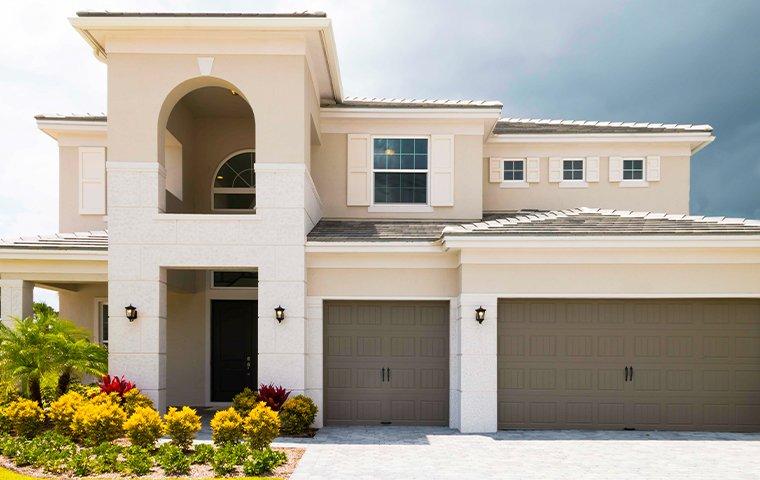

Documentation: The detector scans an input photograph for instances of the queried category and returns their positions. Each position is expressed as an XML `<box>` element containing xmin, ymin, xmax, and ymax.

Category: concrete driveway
<box><xmin>280</xmin><ymin>426</ymin><xmax>760</xmax><ymax>480</ymax></box>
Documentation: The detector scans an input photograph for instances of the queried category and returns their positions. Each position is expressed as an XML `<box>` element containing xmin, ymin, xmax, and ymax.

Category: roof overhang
<box><xmin>442</xmin><ymin>234</ymin><xmax>760</xmax><ymax>250</ymax></box>
<box><xmin>69</xmin><ymin>13</ymin><xmax>343</xmax><ymax>103</ymax></box>
<box><xmin>35</xmin><ymin>117</ymin><xmax>107</xmax><ymax>143</ymax></box>
<box><xmin>488</xmin><ymin>132</ymin><xmax>715</xmax><ymax>154</ymax></box>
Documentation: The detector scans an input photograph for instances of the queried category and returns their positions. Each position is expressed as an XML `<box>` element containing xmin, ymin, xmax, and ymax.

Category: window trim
<box><xmin>93</xmin><ymin>299</ymin><xmax>108</xmax><ymax>348</ymax></box>
<box><xmin>211</xmin><ymin>149</ymin><xmax>256</xmax><ymax>213</ymax></box>
<box><xmin>559</xmin><ymin>157</ymin><xmax>588</xmax><ymax>187</ymax></box>
<box><xmin>621</xmin><ymin>157</ymin><xmax>647</xmax><ymax>183</ymax></box>
<box><xmin>500</xmin><ymin>158</ymin><xmax>528</xmax><ymax>188</ymax></box>
<box><xmin>370</xmin><ymin>135</ymin><xmax>430</xmax><ymax>208</ymax></box>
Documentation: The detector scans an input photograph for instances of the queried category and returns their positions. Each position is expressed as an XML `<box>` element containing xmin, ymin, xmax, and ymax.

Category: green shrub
<box><xmin>279</xmin><ymin>394</ymin><xmax>317</xmax><ymax>435</ymax></box>
<box><xmin>0</xmin><ymin>433</ymin><xmax>22</xmax><ymax>457</ymax></box>
<box><xmin>123</xmin><ymin>446</ymin><xmax>154</xmax><ymax>476</ymax></box>
<box><xmin>232</xmin><ymin>387</ymin><xmax>258</xmax><ymax>416</ymax></box>
<box><xmin>48</xmin><ymin>390</ymin><xmax>84</xmax><ymax>435</ymax></box>
<box><xmin>122</xmin><ymin>389</ymin><xmax>155</xmax><ymax>416</ymax></box>
<box><xmin>124</xmin><ymin>406</ymin><xmax>163</xmax><ymax>449</ymax></box>
<box><xmin>0</xmin><ymin>407</ymin><xmax>12</xmax><ymax>434</ymax></box>
<box><xmin>69</xmin><ymin>449</ymin><xmax>96</xmax><ymax>477</ymax></box>
<box><xmin>211</xmin><ymin>443</ymin><xmax>248</xmax><ymax>476</ymax></box>
<box><xmin>156</xmin><ymin>443</ymin><xmax>191</xmax><ymax>476</ymax></box>
<box><xmin>71</xmin><ymin>396</ymin><xmax>126</xmax><ymax>446</ymax></box>
<box><xmin>243</xmin><ymin>402</ymin><xmax>280</xmax><ymax>450</ymax></box>
<box><xmin>243</xmin><ymin>448</ymin><xmax>287</xmax><ymax>476</ymax></box>
<box><xmin>211</xmin><ymin>407</ymin><xmax>244</xmax><ymax>445</ymax></box>
<box><xmin>191</xmin><ymin>443</ymin><xmax>215</xmax><ymax>464</ymax></box>
<box><xmin>40</xmin><ymin>382</ymin><xmax>58</xmax><ymax>408</ymax></box>
<box><xmin>90</xmin><ymin>442</ymin><xmax>124</xmax><ymax>474</ymax></box>
<box><xmin>4</xmin><ymin>398</ymin><xmax>45</xmax><ymax>438</ymax></box>
<box><xmin>164</xmin><ymin>406</ymin><xmax>201</xmax><ymax>450</ymax></box>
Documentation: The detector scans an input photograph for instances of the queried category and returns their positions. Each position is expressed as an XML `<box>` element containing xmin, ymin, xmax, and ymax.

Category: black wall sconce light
<box><xmin>274</xmin><ymin>305</ymin><xmax>286</xmax><ymax>323</ymax></box>
<box><xmin>125</xmin><ymin>304</ymin><xmax>138</xmax><ymax>322</ymax></box>
<box><xmin>475</xmin><ymin>306</ymin><xmax>486</xmax><ymax>324</ymax></box>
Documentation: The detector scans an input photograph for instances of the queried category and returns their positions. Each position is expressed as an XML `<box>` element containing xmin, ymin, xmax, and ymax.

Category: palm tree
<box><xmin>0</xmin><ymin>309</ymin><xmax>107</xmax><ymax>403</ymax></box>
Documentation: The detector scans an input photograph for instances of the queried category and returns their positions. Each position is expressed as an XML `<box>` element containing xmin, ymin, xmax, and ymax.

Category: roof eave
<box><xmin>442</xmin><ymin>234</ymin><xmax>760</xmax><ymax>249</ymax></box>
<box><xmin>488</xmin><ymin>131</ymin><xmax>715</xmax><ymax>152</ymax></box>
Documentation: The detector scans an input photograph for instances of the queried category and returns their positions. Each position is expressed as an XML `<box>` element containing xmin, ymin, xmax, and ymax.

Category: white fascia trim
<box><xmin>0</xmin><ymin>249</ymin><xmax>108</xmax><ymax>261</ymax></box>
<box><xmin>488</xmin><ymin>132</ymin><xmax>714</xmax><ymax>145</ymax></box>
<box><xmin>496</xmin><ymin>293</ymin><xmax>760</xmax><ymax>299</ymax></box>
<box><xmin>305</xmin><ymin>242</ymin><xmax>444</xmax><ymax>253</ymax></box>
<box><xmin>443</xmin><ymin>235</ymin><xmax>760</xmax><ymax>249</ymax></box>
<box><xmin>320</xmin><ymin>108</ymin><xmax>503</xmax><ymax>120</ymax></box>
<box><xmin>36</xmin><ymin>119</ymin><xmax>107</xmax><ymax>140</ymax></box>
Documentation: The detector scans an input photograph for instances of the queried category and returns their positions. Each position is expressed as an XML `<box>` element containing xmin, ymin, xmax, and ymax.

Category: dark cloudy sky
<box><xmin>2</xmin><ymin>0</ymin><xmax>759</xmax><ymax>244</ymax></box>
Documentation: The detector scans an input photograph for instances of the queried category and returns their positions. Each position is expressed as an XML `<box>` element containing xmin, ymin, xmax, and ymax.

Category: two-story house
<box><xmin>1</xmin><ymin>11</ymin><xmax>759</xmax><ymax>434</ymax></box>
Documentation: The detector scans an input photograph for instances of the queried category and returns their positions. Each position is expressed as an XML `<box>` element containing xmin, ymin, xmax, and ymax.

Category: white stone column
<box><xmin>0</xmin><ymin>279</ymin><xmax>34</xmax><ymax>325</ymax></box>
<box><xmin>254</xmin><ymin>163</ymin><xmax>308</xmax><ymax>399</ymax></box>
<box><xmin>106</xmin><ymin>162</ymin><xmax>168</xmax><ymax>411</ymax></box>
<box><xmin>455</xmin><ymin>294</ymin><xmax>498</xmax><ymax>433</ymax></box>
<box><xmin>304</xmin><ymin>296</ymin><xmax>324</xmax><ymax>427</ymax></box>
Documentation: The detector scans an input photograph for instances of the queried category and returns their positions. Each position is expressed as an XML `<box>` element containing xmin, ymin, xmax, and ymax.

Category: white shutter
<box><xmin>548</xmin><ymin>157</ymin><xmax>562</xmax><ymax>182</ymax></box>
<box><xmin>489</xmin><ymin>157</ymin><xmax>502</xmax><ymax>183</ymax></box>
<box><xmin>430</xmin><ymin>134</ymin><xmax>454</xmax><ymax>206</ymax></box>
<box><xmin>526</xmin><ymin>157</ymin><xmax>540</xmax><ymax>183</ymax></box>
<box><xmin>646</xmin><ymin>155</ymin><xmax>661</xmax><ymax>181</ymax></box>
<box><xmin>346</xmin><ymin>134</ymin><xmax>372</xmax><ymax>206</ymax></box>
<box><xmin>609</xmin><ymin>156</ymin><xmax>623</xmax><ymax>182</ymax></box>
<box><xmin>78</xmin><ymin>146</ymin><xmax>106</xmax><ymax>214</ymax></box>
<box><xmin>586</xmin><ymin>156</ymin><xmax>600</xmax><ymax>182</ymax></box>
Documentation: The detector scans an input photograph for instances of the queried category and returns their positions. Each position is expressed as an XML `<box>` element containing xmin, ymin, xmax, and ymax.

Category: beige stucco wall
<box><xmin>460</xmin><ymin>262</ymin><xmax>760</xmax><ymax>295</ymax></box>
<box><xmin>59</xmin><ymin>146</ymin><xmax>108</xmax><ymax>232</ymax></box>
<box><xmin>307</xmin><ymin>266</ymin><xmax>459</xmax><ymax>297</ymax></box>
<box><xmin>166</xmin><ymin>289</ymin><xmax>205</xmax><ymax>406</ymax></box>
<box><xmin>58</xmin><ymin>283</ymin><xmax>107</xmax><ymax>339</ymax></box>
<box><xmin>483</xmin><ymin>142</ymin><xmax>692</xmax><ymax>213</ymax></box>
<box><xmin>311</xmin><ymin>133</ymin><xmax>483</xmax><ymax>220</ymax></box>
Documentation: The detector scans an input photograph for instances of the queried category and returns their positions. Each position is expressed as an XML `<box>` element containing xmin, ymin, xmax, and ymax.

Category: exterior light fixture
<box><xmin>475</xmin><ymin>306</ymin><xmax>486</xmax><ymax>324</ymax></box>
<box><xmin>125</xmin><ymin>304</ymin><xmax>138</xmax><ymax>322</ymax></box>
<box><xmin>230</xmin><ymin>89</ymin><xmax>238</xmax><ymax>96</ymax></box>
<box><xmin>274</xmin><ymin>305</ymin><xmax>286</xmax><ymax>323</ymax></box>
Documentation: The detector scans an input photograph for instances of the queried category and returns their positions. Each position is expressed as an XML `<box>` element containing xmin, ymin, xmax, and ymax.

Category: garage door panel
<box><xmin>498</xmin><ymin>299</ymin><xmax>760</xmax><ymax>431</ymax></box>
<box><xmin>324</xmin><ymin>301</ymin><xmax>449</xmax><ymax>426</ymax></box>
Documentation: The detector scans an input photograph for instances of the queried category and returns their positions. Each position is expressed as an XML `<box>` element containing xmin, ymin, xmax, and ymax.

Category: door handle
<box><xmin>625</xmin><ymin>366</ymin><xmax>629</xmax><ymax>382</ymax></box>
<box><xmin>629</xmin><ymin>366</ymin><xmax>633</xmax><ymax>382</ymax></box>
<box><xmin>381</xmin><ymin>367</ymin><xmax>386</xmax><ymax>382</ymax></box>
<box><xmin>387</xmin><ymin>368</ymin><xmax>391</xmax><ymax>382</ymax></box>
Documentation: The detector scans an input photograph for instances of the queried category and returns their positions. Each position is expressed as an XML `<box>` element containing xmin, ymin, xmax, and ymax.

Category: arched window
<box><xmin>212</xmin><ymin>150</ymin><xmax>256</xmax><ymax>212</ymax></box>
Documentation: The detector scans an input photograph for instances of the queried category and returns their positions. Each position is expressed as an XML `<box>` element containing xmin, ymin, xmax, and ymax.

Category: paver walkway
<box><xmin>281</xmin><ymin>426</ymin><xmax>760</xmax><ymax>480</ymax></box>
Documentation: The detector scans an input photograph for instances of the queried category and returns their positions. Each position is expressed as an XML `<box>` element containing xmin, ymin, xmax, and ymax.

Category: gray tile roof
<box><xmin>494</xmin><ymin>118</ymin><xmax>713</xmax><ymax>135</ymax></box>
<box><xmin>0</xmin><ymin>231</ymin><xmax>108</xmax><ymax>251</ymax></box>
<box><xmin>323</xmin><ymin>96</ymin><xmax>503</xmax><ymax>109</ymax></box>
<box><xmin>35</xmin><ymin>114</ymin><xmax>106</xmax><ymax>122</ymax></box>
<box><xmin>308</xmin><ymin>208</ymin><xmax>760</xmax><ymax>242</ymax></box>
<box><xmin>76</xmin><ymin>11</ymin><xmax>326</xmax><ymax>18</ymax></box>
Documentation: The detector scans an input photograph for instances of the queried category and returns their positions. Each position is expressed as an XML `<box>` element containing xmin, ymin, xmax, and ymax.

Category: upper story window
<box><xmin>503</xmin><ymin>159</ymin><xmax>525</xmax><ymax>181</ymax></box>
<box><xmin>563</xmin><ymin>159</ymin><xmax>584</xmax><ymax>181</ymax></box>
<box><xmin>623</xmin><ymin>158</ymin><xmax>644</xmax><ymax>180</ymax></box>
<box><xmin>212</xmin><ymin>150</ymin><xmax>256</xmax><ymax>212</ymax></box>
<box><xmin>373</xmin><ymin>138</ymin><xmax>428</xmax><ymax>204</ymax></box>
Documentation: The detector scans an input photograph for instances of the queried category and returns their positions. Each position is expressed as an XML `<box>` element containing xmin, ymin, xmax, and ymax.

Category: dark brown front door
<box><xmin>211</xmin><ymin>300</ymin><xmax>257</xmax><ymax>402</ymax></box>
<box><xmin>323</xmin><ymin>301</ymin><xmax>449</xmax><ymax>426</ymax></box>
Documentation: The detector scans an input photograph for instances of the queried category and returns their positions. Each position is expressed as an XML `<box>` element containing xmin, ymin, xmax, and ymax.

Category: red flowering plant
<box><xmin>98</xmin><ymin>374</ymin><xmax>135</xmax><ymax>399</ymax></box>
<box><xmin>257</xmin><ymin>383</ymin><xmax>291</xmax><ymax>411</ymax></box>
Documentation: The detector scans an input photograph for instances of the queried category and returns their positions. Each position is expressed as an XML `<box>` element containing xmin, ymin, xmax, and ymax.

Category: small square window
<box><xmin>623</xmin><ymin>159</ymin><xmax>644</xmax><ymax>180</ymax></box>
<box><xmin>563</xmin><ymin>159</ymin><xmax>584</xmax><ymax>181</ymax></box>
<box><xmin>503</xmin><ymin>160</ymin><xmax>525</xmax><ymax>181</ymax></box>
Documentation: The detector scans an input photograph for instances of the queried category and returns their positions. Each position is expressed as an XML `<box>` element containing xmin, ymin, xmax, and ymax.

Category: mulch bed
<box><xmin>0</xmin><ymin>447</ymin><xmax>305</xmax><ymax>479</ymax></box>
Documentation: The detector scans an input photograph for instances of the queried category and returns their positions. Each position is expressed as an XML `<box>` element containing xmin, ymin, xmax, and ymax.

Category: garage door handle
<box><xmin>629</xmin><ymin>366</ymin><xmax>633</xmax><ymax>381</ymax></box>
<box><xmin>625</xmin><ymin>366</ymin><xmax>629</xmax><ymax>381</ymax></box>
<box><xmin>387</xmin><ymin>368</ymin><xmax>391</xmax><ymax>382</ymax></box>
<box><xmin>381</xmin><ymin>367</ymin><xmax>386</xmax><ymax>382</ymax></box>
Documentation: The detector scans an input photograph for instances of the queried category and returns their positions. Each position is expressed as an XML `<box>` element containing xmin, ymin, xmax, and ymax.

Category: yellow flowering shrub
<box><xmin>279</xmin><ymin>394</ymin><xmax>318</xmax><ymax>435</ymax></box>
<box><xmin>4</xmin><ymin>398</ymin><xmax>45</xmax><ymax>438</ymax></box>
<box><xmin>243</xmin><ymin>402</ymin><xmax>280</xmax><ymax>450</ymax></box>
<box><xmin>71</xmin><ymin>398</ymin><xmax>126</xmax><ymax>446</ymax></box>
<box><xmin>164</xmin><ymin>406</ymin><xmax>201</xmax><ymax>450</ymax></box>
<box><xmin>122</xmin><ymin>389</ymin><xmax>154</xmax><ymax>416</ymax></box>
<box><xmin>48</xmin><ymin>391</ymin><xmax>84</xmax><ymax>435</ymax></box>
<box><xmin>124</xmin><ymin>406</ymin><xmax>163</xmax><ymax>448</ymax></box>
<box><xmin>210</xmin><ymin>407</ymin><xmax>243</xmax><ymax>445</ymax></box>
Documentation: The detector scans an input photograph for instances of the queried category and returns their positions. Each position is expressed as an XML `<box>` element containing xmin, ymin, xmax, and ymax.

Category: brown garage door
<box><xmin>324</xmin><ymin>301</ymin><xmax>449</xmax><ymax>426</ymax></box>
<box><xmin>498</xmin><ymin>299</ymin><xmax>760</xmax><ymax>431</ymax></box>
